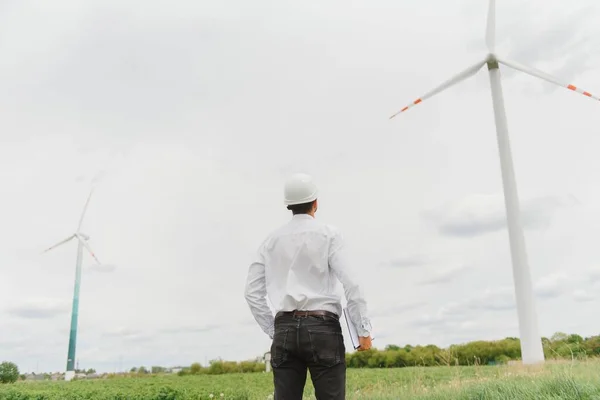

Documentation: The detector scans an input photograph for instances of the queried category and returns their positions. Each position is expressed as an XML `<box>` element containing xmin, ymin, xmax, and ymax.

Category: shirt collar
<box><xmin>292</xmin><ymin>214</ymin><xmax>314</xmax><ymax>220</ymax></box>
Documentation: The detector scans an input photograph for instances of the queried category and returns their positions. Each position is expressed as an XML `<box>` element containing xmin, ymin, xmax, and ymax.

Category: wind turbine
<box><xmin>390</xmin><ymin>0</ymin><xmax>598</xmax><ymax>365</ymax></box>
<box><xmin>42</xmin><ymin>187</ymin><xmax>107</xmax><ymax>380</ymax></box>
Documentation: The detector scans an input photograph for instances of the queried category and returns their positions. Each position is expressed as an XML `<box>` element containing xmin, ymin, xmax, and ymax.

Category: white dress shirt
<box><xmin>244</xmin><ymin>213</ymin><xmax>372</xmax><ymax>339</ymax></box>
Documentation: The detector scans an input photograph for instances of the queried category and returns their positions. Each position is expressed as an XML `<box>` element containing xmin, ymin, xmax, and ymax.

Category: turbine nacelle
<box><xmin>76</xmin><ymin>233</ymin><xmax>90</xmax><ymax>241</ymax></box>
<box><xmin>486</xmin><ymin>53</ymin><xmax>498</xmax><ymax>64</ymax></box>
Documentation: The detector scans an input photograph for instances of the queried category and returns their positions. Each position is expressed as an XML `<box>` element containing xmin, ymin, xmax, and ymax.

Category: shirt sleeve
<box><xmin>244</xmin><ymin>245</ymin><xmax>275</xmax><ymax>339</ymax></box>
<box><xmin>328</xmin><ymin>228</ymin><xmax>372</xmax><ymax>337</ymax></box>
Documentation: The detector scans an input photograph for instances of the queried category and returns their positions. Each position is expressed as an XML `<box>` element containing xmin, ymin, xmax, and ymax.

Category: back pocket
<box><xmin>270</xmin><ymin>328</ymin><xmax>290</xmax><ymax>368</ymax></box>
<box><xmin>307</xmin><ymin>329</ymin><xmax>345</xmax><ymax>367</ymax></box>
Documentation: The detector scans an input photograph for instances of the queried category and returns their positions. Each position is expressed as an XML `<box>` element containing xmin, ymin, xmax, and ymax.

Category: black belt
<box><xmin>276</xmin><ymin>310</ymin><xmax>339</xmax><ymax>320</ymax></box>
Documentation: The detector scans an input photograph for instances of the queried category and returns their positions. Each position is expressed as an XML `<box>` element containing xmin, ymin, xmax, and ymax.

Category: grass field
<box><xmin>1</xmin><ymin>359</ymin><xmax>600</xmax><ymax>399</ymax></box>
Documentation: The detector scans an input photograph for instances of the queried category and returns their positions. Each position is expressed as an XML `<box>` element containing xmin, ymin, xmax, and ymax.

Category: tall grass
<box><xmin>1</xmin><ymin>359</ymin><xmax>599</xmax><ymax>399</ymax></box>
<box><xmin>342</xmin><ymin>359</ymin><xmax>600</xmax><ymax>399</ymax></box>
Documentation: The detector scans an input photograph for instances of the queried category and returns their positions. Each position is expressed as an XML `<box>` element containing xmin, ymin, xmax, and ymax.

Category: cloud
<box><xmin>159</xmin><ymin>324</ymin><xmax>223</xmax><ymax>335</ymax></box>
<box><xmin>418</xmin><ymin>269</ymin><xmax>588</xmax><ymax>331</ymax></box>
<box><xmin>448</xmin><ymin>287</ymin><xmax>515</xmax><ymax>316</ymax></box>
<box><xmin>573</xmin><ymin>289</ymin><xmax>595</xmax><ymax>303</ymax></box>
<box><xmin>534</xmin><ymin>272</ymin><xmax>571</xmax><ymax>299</ymax></box>
<box><xmin>455</xmin><ymin>286</ymin><xmax>517</xmax><ymax>313</ymax></box>
<box><xmin>370</xmin><ymin>302</ymin><xmax>428</xmax><ymax>318</ymax></box>
<box><xmin>386</xmin><ymin>254</ymin><xmax>430</xmax><ymax>268</ymax></box>
<box><xmin>587</xmin><ymin>267</ymin><xmax>600</xmax><ymax>283</ymax></box>
<box><xmin>419</xmin><ymin>264</ymin><xmax>472</xmax><ymax>285</ymax></box>
<box><xmin>475</xmin><ymin>287</ymin><xmax>517</xmax><ymax>312</ymax></box>
<box><xmin>0</xmin><ymin>338</ymin><xmax>27</xmax><ymax>349</ymax></box>
<box><xmin>6</xmin><ymin>298</ymin><xmax>70</xmax><ymax>319</ymax></box>
<box><xmin>424</xmin><ymin>194</ymin><xmax>578</xmax><ymax>238</ymax></box>
<box><xmin>502</xmin><ymin>2</ymin><xmax>600</xmax><ymax>85</ymax></box>
<box><xmin>88</xmin><ymin>263</ymin><xmax>117</xmax><ymax>273</ymax></box>
<box><xmin>409</xmin><ymin>286</ymin><xmax>517</xmax><ymax>331</ymax></box>
<box><xmin>101</xmin><ymin>327</ymin><xmax>151</xmax><ymax>341</ymax></box>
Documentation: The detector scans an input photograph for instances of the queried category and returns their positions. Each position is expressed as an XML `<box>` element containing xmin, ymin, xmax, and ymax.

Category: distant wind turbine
<box><xmin>42</xmin><ymin>187</ymin><xmax>112</xmax><ymax>381</ymax></box>
<box><xmin>389</xmin><ymin>0</ymin><xmax>598</xmax><ymax>365</ymax></box>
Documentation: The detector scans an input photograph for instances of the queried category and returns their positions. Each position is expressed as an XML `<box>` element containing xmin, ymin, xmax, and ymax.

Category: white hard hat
<box><xmin>284</xmin><ymin>173</ymin><xmax>318</xmax><ymax>206</ymax></box>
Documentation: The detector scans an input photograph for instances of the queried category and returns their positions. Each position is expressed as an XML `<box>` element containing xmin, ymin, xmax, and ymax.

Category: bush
<box><xmin>0</xmin><ymin>361</ymin><xmax>19</xmax><ymax>384</ymax></box>
<box><xmin>183</xmin><ymin>359</ymin><xmax>265</xmax><ymax>376</ymax></box>
<box><xmin>190</xmin><ymin>363</ymin><xmax>202</xmax><ymax>374</ymax></box>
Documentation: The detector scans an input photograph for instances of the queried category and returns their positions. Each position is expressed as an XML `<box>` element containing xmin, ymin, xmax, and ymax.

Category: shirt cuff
<box><xmin>358</xmin><ymin>319</ymin><xmax>372</xmax><ymax>337</ymax></box>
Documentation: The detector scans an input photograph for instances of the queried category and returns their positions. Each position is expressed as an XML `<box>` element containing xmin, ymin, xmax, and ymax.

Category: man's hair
<box><xmin>286</xmin><ymin>200</ymin><xmax>315</xmax><ymax>215</ymax></box>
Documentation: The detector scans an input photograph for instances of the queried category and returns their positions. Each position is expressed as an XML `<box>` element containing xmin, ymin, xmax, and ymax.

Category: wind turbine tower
<box><xmin>390</xmin><ymin>0</ymin><xmax>599</xmax><ymax>364</ymax></box>
<box><xmin>42</xmin><ymin>187</ymin><xmax>108</xmax><ymax>380</ymax></box>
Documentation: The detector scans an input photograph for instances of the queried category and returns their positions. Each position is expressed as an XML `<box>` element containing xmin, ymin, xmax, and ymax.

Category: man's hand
<box><xmin>358</xmin><ymin>336</ymin><xmax>372</xmax><ymax>351</ymax></box>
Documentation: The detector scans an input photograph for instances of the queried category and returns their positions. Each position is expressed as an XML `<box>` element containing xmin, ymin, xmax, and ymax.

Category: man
<box><xmin>244</xmin><ymin>172</ymin><xmax>372</xmax><ymax>400</ymax></box>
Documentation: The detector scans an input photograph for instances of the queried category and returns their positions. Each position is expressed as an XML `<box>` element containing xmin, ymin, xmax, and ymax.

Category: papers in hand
<box><xmin>343</xmin><ymin>307</ymin><xmax>371</xmax><ymax>350</ymax></box>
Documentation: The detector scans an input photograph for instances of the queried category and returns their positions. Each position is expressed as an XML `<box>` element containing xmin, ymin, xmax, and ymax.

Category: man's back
<box><xmin>262</xmin><ymin>214</ymin><xmax>343</xmax><ymax>319</ymax></box>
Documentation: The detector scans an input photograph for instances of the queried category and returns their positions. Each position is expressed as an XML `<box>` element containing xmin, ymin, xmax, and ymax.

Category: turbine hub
<box><xmin>486</xmin><ymin>53</ymin><xmax>499</xmax><ymax>70</ymax></box>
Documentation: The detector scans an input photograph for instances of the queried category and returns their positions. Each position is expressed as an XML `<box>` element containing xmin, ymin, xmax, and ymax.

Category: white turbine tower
<box><xmin>390</xmin><ymin>0</ymin><xmax>598</xmax><ymax>365</ymax></box>
<box><xmin>42</xmin><ymin>187</ymin><xmax>108</xmax><ymax>380</ymax></box>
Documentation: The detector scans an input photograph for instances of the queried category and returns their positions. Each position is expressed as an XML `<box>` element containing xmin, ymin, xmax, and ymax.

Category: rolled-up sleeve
<box><xmin>328</xmin><ymin>229</ymin><xmax>372</xmax><ymax>337</ymax></box>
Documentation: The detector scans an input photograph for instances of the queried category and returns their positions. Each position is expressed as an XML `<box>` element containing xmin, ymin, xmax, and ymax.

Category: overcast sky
<box><xmin>1</xmin><ymin>0</ymin><xmax>600</xmax><ymax>374</ymax></box>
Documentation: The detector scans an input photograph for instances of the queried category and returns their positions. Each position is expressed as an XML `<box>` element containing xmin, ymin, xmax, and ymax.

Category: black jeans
<box><xmin>270</xmin><ymin>312</ymin><xmax>346</xmax><ymax>400</ymax></box>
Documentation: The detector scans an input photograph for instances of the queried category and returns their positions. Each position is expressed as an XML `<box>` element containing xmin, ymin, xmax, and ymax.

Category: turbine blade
<box><xmin>498</xmin><ymin>58</ymin><xmax>600</xmax><ymax>102</ymax></box>
<box><xmin>486</xmin><ymin>0</ymin><xmax>496</xmax><ymax>52</ymax></box>
<box><xmin>390</xmin><ymin>59</ymin><xmax>486</xmax><ymax>119</ymax></box>
<box><xmin>41</xmin><ymin>235</ymin><xmax>75</xmax><ymax>254</ymax></box>
<box><xmin>76</xmin><ymin>234</ymin><xmax>101</xmax><ymax>264</ymax></box>
<box><xmin>77</xmin><ymin>187</ymin><xmax>95</xmax><ymax>232</ymax></box>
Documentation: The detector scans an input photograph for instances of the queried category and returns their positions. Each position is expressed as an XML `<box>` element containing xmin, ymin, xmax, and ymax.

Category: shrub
<box><xmin>0</xmin><ymin>362</ymin><xmax>19</xmax><ymax>384</ymax></box>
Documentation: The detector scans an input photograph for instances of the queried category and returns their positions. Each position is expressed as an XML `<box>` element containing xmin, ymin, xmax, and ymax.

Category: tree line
<box><xmin>3</xmin><ymin>332</ymin><xmax>598</xmax><ymax>383</ymax></box>
<box><xmin>176</xmin><ymin>360</ymin><xmax>265</xmax><ymax>376</ymax></box>
<box><xmin>345</xmin><ymin>332</ymin><xmax>600</xmax><ymax>368</ymax></box>
<box><xmin>178</xmin><ymin>332</ymin><xmax>600</xmax><ymax>375</ymax></box>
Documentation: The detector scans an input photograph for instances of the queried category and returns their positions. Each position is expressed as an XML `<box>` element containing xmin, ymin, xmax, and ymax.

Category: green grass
<box><xmin>1</xmin><ymin>360</ymin><xmax>600</xmax><ymax>399</ymax></box>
